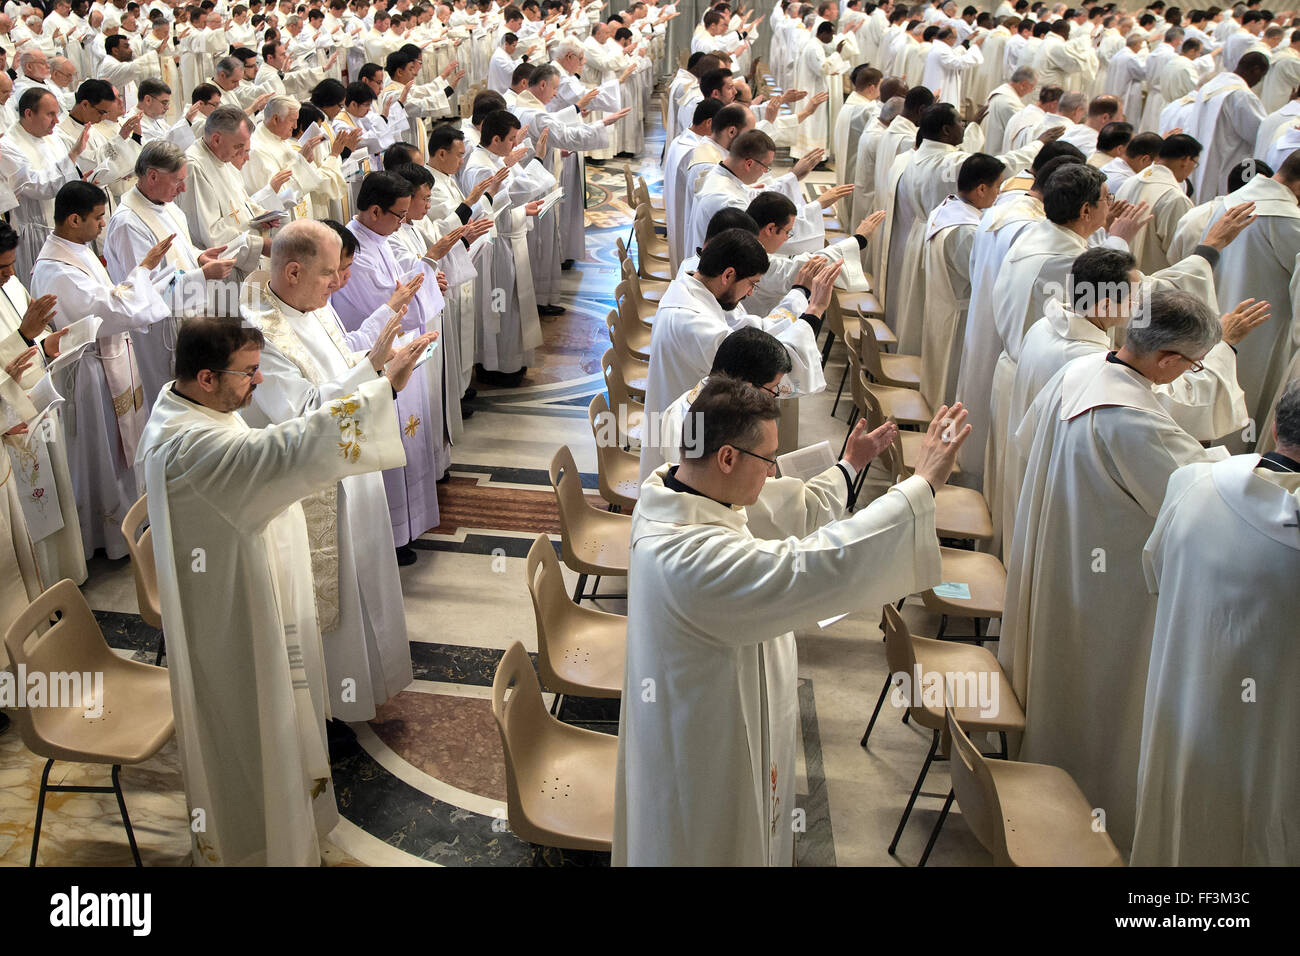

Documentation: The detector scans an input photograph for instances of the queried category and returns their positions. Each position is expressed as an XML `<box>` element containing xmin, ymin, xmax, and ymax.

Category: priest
<box><xmin>1001</xmin><ymin>290</ymin><xmax>1235</xmax><ymax>858</ymax></box>
<box><xmin>615</xmin><ymin>375</ymin><xmax>966</xmax><ymax>866</ymax></box>
<box><xmin>138</xmin><ymin>315</ymin><xmax>426</xmax><ymax>866</ymax></box>
<box><xmin>1132</xmin><ymin>378</ymin><xmax>1300</xmax><ymax>866</ymax></box>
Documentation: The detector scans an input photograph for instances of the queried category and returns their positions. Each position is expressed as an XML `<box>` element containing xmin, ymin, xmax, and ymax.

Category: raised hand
<box><xmin>602</xmin><ymin>107</ymin><xmax>632</xmax><ymax>126</ymax></box>
<box><xmin>792</xmin><ymin>254</ymin><xmax>828</xmax><ymax>290</ymax></box>
<box><xmin>808</xmin><ymin>259</ymin><xmax>844</xmax><ymax>314</ymax></box>
<box><xmin>20</xmin><ymin>294</ymin><xmax>57</xmax><ymax>342</ymax></box>
<box><xmin>792</xmin><ymin>146</ymin><xmax>826</xmax><ymax>179</ymax></box>
<box><xmin>913</xmin><ymin>402</ymin><xmax>971</xmax><ymax>489</ymax></box>
<box><xmin>1219</xmin><ymin>297</ymin><xmax>1271</xmax><ymax>348</ymax></box>
<box><xmin>427</xmin><ymin>225</ymin><xmax>466</xmax><ymax>260</ymax></box>
<box><xmin>817</xmin><ymin>183</ymin><xmax>855</xmax><ymax>208</ymax></box>
<box><xmin>843</xmin><ymin>418</ymin><xmax>899</xmax><ymax>474</ymax></box>
<box><xmin>462</xmin><ymin>215</ymin><xmax>494</xmax><ymax>243</ymax></box>
<box><xmin>855</xmin><ymin>210</ymin><xmax>886</xmax><ymax>238</ymax></box>
<box><xmin>385</xmin><ymin>273</ymin><xmax>425</xmax><ymax>316</ymax></box>
<box><xmin>4</xmin><ymin>345</ymin><xmax>38</xmax><ymax>384</ymax></box>
<box><xmin>1203</xmin><ymin>201</ymin><xmax>1256</xmax><ymax>250</ymax></box>
<box><xmin>270</xmin><ymin>167</ymin><xmax>294</xmax><ymax>191</ymax></box>
<box><xmin>141</xmin><ymin>234</ymin><xmax>176</xmax><ymax>270</ymax></box>
<box><xmin>1107</xmin><ymin>199</ymin><xmax>1151</xmax><ymax>242</ymax></box>
<box><xmin>386</xmin><ymin>331</ymin><xmax>438</xmax><ymax>391</ymax></box>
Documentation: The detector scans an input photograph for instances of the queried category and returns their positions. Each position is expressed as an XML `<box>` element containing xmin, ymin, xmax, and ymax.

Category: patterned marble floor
<box><xmin>1</xmin><ymin>97</ymin><xmax>991</xmax><ymax>868</ymax></box>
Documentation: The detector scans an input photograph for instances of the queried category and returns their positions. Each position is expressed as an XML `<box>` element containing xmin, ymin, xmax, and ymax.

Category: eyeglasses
<box><xmin>1170</xmin><ymin>352</ymin><xmax>1205</xmax><ymax>373</ymax></box>
<box><xmin>382</xmin><ymin>206</ymin><xmax>408</xmax><ymax>220</ymax></box>
<box><xmin>728</xmin><ymin>444</ymin><xmax>778</xmax><ymax>470</ymax></box>
<box><xmin>761</xmin><ymin>379</ymin><xmax>794</xmax><ymax>398</ymax></box>
<box><xmin>751</xmin><ymin>157</ymin><xmax>771</xmax><ymax>172</ymax></box>
<box><xmin>213</xmin><ymin>366</ymin><xmax>259</xmax><ymax>379</ymax></box>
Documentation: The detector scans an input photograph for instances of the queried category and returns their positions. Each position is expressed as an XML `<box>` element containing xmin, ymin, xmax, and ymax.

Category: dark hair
<box><xmin>191</xmin><ymin>82</ymin><xmax>221</xmax><ymax>105</ymax></box>
<box><xmin>746</xmin><ymin>191</ymin><xmax>798</xmax><ymax>230</ymax></box>
<box><xmin>729</xmin><ymin>128</ymin><xmax>775</xmax><ymax>162</ymax></box>
<box><xmin>139</xmin><ymin>78</ymin><xmax>171</xmax><ymax>100</ymax></box>
<box><xmin>692</xmin><ymin>97</ymin><xmax>725</xmax><ymax>127</ymax></box>
<box><xmin>1275</xmin><ymin>378</ymin><xmax>1300</xmax><ymax>448</ymax></box>
<box><xmin>471</xmin><ymin>90</ymin><xmax>508</xmax><ymax>125</ymax></box>
<box><xmin>1043</xmin><ymin>163</ymin><xmax>1106</xmax><ymax>224</ymax></box>
<box><xmin>359</xmin><ymin>63</ymin><xmax>384</xmax><ymax>84</ymax></box>
<box><xmin>105</xmin><ymin>33</ymin><xmax>130</xmax><ymax>55</ymax></box>
<box><xmin>294</xmin><ymin>102</ymin><xmax>325</xmax><ymax>136</ymax></box>
<box><xmin>1158</xmin><ymin>132</ymin><xmax>1201</xmax><ymax>160</ymax></box>
<box><xmin>703</xmin><ymin>208</ymin><xmax>759</xmax><ymax>245</ymax></box>
<box><xmin>382</xmin><ymin>141</ymin><xmax>421</xmax><ymax>168</ymax></box>
<box><xmin>480</xmin><ymin>109</ymin><xmax>521</xmax><ymax>147</ymax></box>
<box><xmin>75</xmin><ymin>78</ymin><xmax>117</xmax><ymax>107</ymax></box>
<box><xmin>391</xmin><ymin>162</ymin><xmax>435</xmax><ymax>190</ymax></box>
<box><xmin>957</xmin><ymin>152</ymin><xmax>1006</xmax><ymax>193</ymax></box>
<box><xmin>711</xmin><ymin>327</ymin><xmax>793</xmax><ymax>387</ymax></box>
<box><xmin>1096</xmin><ymin>121</ymin><xmax>1134</xmax><ymax>153</ymax></box>
<box><xmin>1228</xmin><ymin>158</ymin><xmax>1271</xmax><ymax>193</ymax></box>
<box><xmin>684</xmin><ymin>373</ymin><xmax>781</xmax><ymax>460</ymax></box>
<box><xmin>54</xmin><ymin>180</ymin><xmax>107</xmax><ymax>224</ymax></box>
<box><xmin>322</xmin><ymin>218</ymin><xmax>358</xmax><ymax>257</ymax></box>
<box><xmin>17</xmin><ymin>87</ymin><xmax>53</xmax><ymax>118</ymax></box>
<box><xmin>1089</xmin><ymin>95</ymin><xmax>1121</xmax><ymax>118</ymax></box>
<box><xmin>712</xmin><ymin>103</ymin><xmax>748</xmax><ymax>135</ymax></box>
<box><xmin>919</xmin><ymin>102</ymin><xmax>959</xmax><ymax>141</ymax></box>
<box><xmin>1070</xmin><ymin>246</ymin><xmax>1136</xmax><ymax>312</ymax></box>
<box><xmin>356</xmin><ymin>170</ymin><xmax>414</xmax><ymax>211</ymax></box>
<box><xmin>700</xmin><ymin>67</ymin><xmax>732</xmax><ymax>100</ymax></box>
<box><xmin>174</xmin><ymin>318</ymin><xmax>266</xmax><ymax>382</ymax></box>
<box><xmin>903</xmin><ymin>85</ymin><xmax>936</xmax><ymax>114</ymax></box>
<box><xmin>344</xmin><ymin>81</ymin><xmax>376</xmax><ymax>106</ymax></box>
<box><xmin>0</xmin><ymin>222</ymin><xmax>17</xmax><ymax>255</ymax></box>
<box><xmin>428</xmin><ymin>123</ymin><xmax>465</xmax><ymax>155</ymax></box>
<box><xmin>697</xmin><ymin>228</ymin><xmax>768</xmax><ymax>280</ymax></box>
<box><xmin>309</xmin><ymin>78</ymin><xmax>346</xmax><ymax>108</ymax></box>
<box><xmin>1032</xmin><ymin>139</ymin><xmax>1085</xmax><ymax>172</ymax></box>
<box><xmin>511</xmin><ymin>61</ymin><xmax>535</xmax><ymax>86</ymax></box>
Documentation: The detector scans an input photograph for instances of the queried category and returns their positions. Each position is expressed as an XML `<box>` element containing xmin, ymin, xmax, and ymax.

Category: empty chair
<box><xmin>613</xmin><ymin>282</ymin><xmax>653</xmax><ymax>359</ymax></box>
<box><xmin>945</xmin><ymin>706</ymin><xmax>1124</xmax><ymax>866</ymax></box>
<box><xmin>857</xmin><ymin>313</ymin><xmax>922</xmax><ymax>389</ymax></box>
<box><xmin>864</xmin><ymin>604</ymin><xmax>1024</xmax><ymax>865</ymax></box>
<box><xmin>120</xmin><ymin>493</ymin><xmax>165</xmax><ymax>665</ymax></box>
<box><xmin>548</xmin><ymin>445</ymin><xmax>632</xmax><ymax>604</ymax></box>
<box><xmin>618</xmin><ymin>266</ymin><xmax>659</xmax><ymax>324</ymax></box>
<box><xmin>603</xmin><ymin>309</ymin><xmax>648</xmax><ymax>401</ymax></box>
<box><xmin>921</xmin><ymin>547</ymin><xmax>1006</xmax><ymax>642</ymax></box>
<box><xmin>491</xmin><ymin>641</ymin><xmax>618</xmax><ymax>852</ymax></box>
<box><xmin>866</xmin><ymin>435</ymin><xmax>992</xmax><ymax>544</ymax></box>
<box><xmin>634</xmin><ymin>177</ymin><xmax>665</xmax><ymax>220</ymax></box>
<box><xmin>5</xmin><ymin>579</ymin><xmax>174</xmax><ymax>866</ymax></box>
<box><xmin>601</xmin><ymin>347</ymin><xmax>645</xmax><ymax>451</ymax></box>
<box><xmin>622</xmin><ymin>256</ymin><xmax>665</xmax><ymax>304</ymax></box>
<box><xmin>632</xmin><ymin>207</ymin><xmax>673</xmax><ymax>282</ymax></box>
<box><xmin>588</xmin><ymin>393</ymin><xmax>641</xmax><ymax>512</ymax></box>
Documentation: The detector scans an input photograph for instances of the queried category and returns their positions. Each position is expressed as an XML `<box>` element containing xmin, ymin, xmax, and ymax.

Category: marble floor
<box><xmin>0</xmin><ymin>97</ymin><xmax>991</xmax><ymax>868</ymax></box>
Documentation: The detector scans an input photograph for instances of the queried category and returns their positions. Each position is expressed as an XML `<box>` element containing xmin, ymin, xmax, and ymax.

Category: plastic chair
<box><xmin>588</xmin><ymin>393</ymin><xmax>642</xmax><ymax>513</ymax></box>
<box><xmin>491</xmin><ymin>641</ymin><xmax>618</xmax><ymax>852</ymax></box>
<box><xmin>548</xmin><ymin>445</ymin><xmax>632</xmax><ymax>604</ymax></box>
<box><xmin>4</xmin><ymin>579</ymin><xmax>174</xmax><ymax>866</ymax></box>
<box><xmin>865</xmin><ymin>604</ymin><xmax>1023</xmax><ymax>865</ymax></box>
<box><xmin>602</xmin><ymin>311</ymin><xmax>648</xmax><ymax>402</ymax></box>
<box><xmin>869</xmin><ymin>436</ymin><xmax>992</xmax><ymax>544</ymax></box>
<box><xmin>613</xmin><ymin>284</ymin><xmax>653</xmax><ymax>360</ymax></box>
<box><xmin>601</xmin><ymin>346</ymin><xmax>645</xmax><ymax>449</ymax></box>
<box><xmin>633</xmin><ymin>207</ymin><xmax>673</xmax><ymax>282</ymax></box>
<box><xmin>622</xmin><ymin>256</ymin><xmax>665</xmax><ymax>304</ymax></box>
<box><xmin>921</xmin><ymin>547</ymin><xmax>1007</xmax><ymax>642</ymax></box>
<box><xmin>858</xmin><ymin>312</ymin><xmax>922</xmax><ymax>389</ymax></box>
<box><xmin>120</xmin><ymin>494</ymin><xmax>166</xmax><ymax>665</ymax></box>
<box><xmin>945</xmin><ymin>706</ymin><xmax>1124</xmax><ymax>866</ymax></box>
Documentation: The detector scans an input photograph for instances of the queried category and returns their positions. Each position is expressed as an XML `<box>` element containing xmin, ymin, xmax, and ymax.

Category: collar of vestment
<box><xmin>844</xmin><ymin>91</ymin><xmax>871</xmax><ymax>107</ymax></box>
<box><xmin>1007</xmin><ymin>217</ymin><xmax>1084</xmax><ymax>267</ymax></box>
<box><xmin>915</xmin><ymin>139</ymin><xmax>956</xmax><ymax>160</ymax></box>
<box><xmin>1103</xmin><ymin>156</ymin><xmax>1137</xmax><ymax>178</ymax></box>
<box><xmin>1258</xmin><ymin>451</ymin><xmax>1300</xmax><ymax>473</ymax></box>
<box><xmin>1211</xmin><ymin>453</ymin><xmax>1300</xmax><ymax>549</ymax></box>
<box><xmin>658</xmin><ymin>271</ymin><xmax>729</xmax><ymax>324</ymax></box>
<box><xmin>348</xmin><ymin>217</ymin><xmax>386</xmax><ymax>246</ymax></box>
<box><xmin>1059</xmin><ymin>350</ymin><xmax>1169</xmax><ymax>422</ymax></box>
<box><xmin>926</xmin><ymin>195</ymin><xmax>981</xmax><ymax>240</ymax></box>
<box><xmin>1221</xmin><ymin>173</ymin><xmax>1300</xmax><ymax>220</ymax></box>
<box><xmin>663</xmin><ymin>464</ymin><xmax>735</xmax><ymax>508</ymax></box>
<box><xmin>989</xmin><ymin>83</ymin><xmax>1021</xmax><ymax>106</ymax></box>
<box><xmin>1045</xmin><ymin>297</ymin><xmax>1109</xmax><ymax>345</ymax></box>
<box><xmin>637</xmin><ymin>465</ymin><xmax>749</xmax><ymax>533</ymax></box>
<box><xmin>517</xmin><ymin>89</ymin><xmax>545</xmax><ymax>108</ymax></box>
<box><xmin>137</xmin><ymin>382</ymin><xmax>247</xmax><ymax>468</ymax></box>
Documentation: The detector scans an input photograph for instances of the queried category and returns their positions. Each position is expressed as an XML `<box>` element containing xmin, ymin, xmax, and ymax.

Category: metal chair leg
<box><xmin>918</xmin><ymin>789</ymin><xmax>955</xmax><ymax>867</ymax></box>
<box><xmin>889</xmin><ymin>731</ymin><xmax>939</xmax><ymax>855</ymax></box>
<box><xmin>859</xmin><ymin>674</ymin><xmax>892</xmax><ymax>747</ymax></box>
<box><xmin>112</xmin><ymin>765</ymin><xmax>143</xmax><ymax>867</ymax></box>
<box><xmin>153</xmin><ymin>632</ymin><xmax>166</xmax><ymax>666</ymax></box>
<box><xmin>820</xmin><ymin>329</ymin><xmax>835</xmax><ymax>367</ymax></box>
<box><xmin>572</xmin><ymin>572</ymin><xmax>588</xmax><ymax>605</ymax></box>
<box><xmin>30</xmin><ymin>758</ymin><xmax>53</xmax><ymax>867</ymax></box>
<box><xmin>838</xmin><ymin>407</ymin><xmax>859</xmax><ymax>458</ymax></box>
<box><xmin>830</xmin><ymin>361</ymin><xmax>849</xmax><ymax>418</ymax></box>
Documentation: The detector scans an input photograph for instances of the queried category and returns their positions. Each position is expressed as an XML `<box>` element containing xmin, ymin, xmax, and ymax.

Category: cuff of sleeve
<box><xmin>792</xmin><ymin>284</ymin><xmax>811</xmax><ymax>297</ymax></box>
<box><xmin>1192</xmin><ymin>244</ymin><xmax>1220</xmax><ymax>268</ymax></box>
<box><xmin>456</xmin><ymin>202</ymin><xmax>472</xmax><ymax>223</ymax></box>
<box><xmin>854</xmin><ymin>234</ymin><xmax>868</xmax><ymax>249</ymax></box>
<box><xmin>836</xmin><ymin>459</ymin><xmax>857</xmax><ymax>491</ymax></box>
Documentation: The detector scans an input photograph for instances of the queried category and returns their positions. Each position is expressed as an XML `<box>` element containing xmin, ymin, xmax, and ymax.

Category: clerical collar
<box><xmin>1105</xmin><ymin>350</ymin><xmax>1146</xmax><ymax>379</ymax></box>
<box><xmin>663</xmin><ymin>465</ymin><xmax>734</xmax><ymax>508</ymax></box>
<box><xmin>1258</xmin><ymin>451</ymin><xmax>1300</xmax><ymax>474</ymax></box>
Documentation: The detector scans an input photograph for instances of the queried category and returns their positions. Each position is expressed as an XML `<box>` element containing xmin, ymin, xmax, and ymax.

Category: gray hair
<box><xmin>270</xmin><ymin>219</ymin><xmax>340</xmax><ymax>272</ymax></box>
<box><xmin>263</xmin><ymin>94</ymin><xmax>299</xmax><ymax>122</ymax></box>
<box><xmin>529</xmin><ymin>63</ymin><xmax>560</xmax><ymax>87</ymax></box>
<box><xmin>215</xmin><ymin>55</ymin><xmax>243</xmax><ymax>78</ymax></box>
<box><xmin>135</xmin><ymin>139</ymin><xmax>186</xmax><ymax>177</ymax></box>
<box><xmin>287</xmin><ymin>13</ymin><xmax>301</xmax><ymax>25</ymax></box>
<box><xmin>16</xmin><ymin>49</ymin><xmax>46</xmax><ymax>71</ymax></box>
<box><xmin>1126</xmin><ymin>33</ymin><xmax>1144</xmax><ymax>49</ymax></box>
<box><xmin>1276</xmin><ymin>378</ymin><xmax>1300</xmax><ymax>449</ymax></box>
<box><xmin>880</xmin><ymin>95</ymin><xmax>904</xmax><ymax>124</ymax></box>
<box><xmin>204</xmin><ymin>104</ymin><xmax>251</xmax><ymax>139</ymax></box>
<box><xmin>1010</xmin><ymin>65</ymin><xmax>1037</xmax><ymax>85</ymax></box>
<box><xmin>1060</xmin><ymin>90</ymin><xmax>1088</xmax><ymax>115</ymax></box>
<box><xmin>556</xmin><ymin>36</ymin><xmax>585</xmax><ymax>60</ymax></box>
<box><xmin>1125</xmin><ymin>289</ymin><xmax>1221</xmax><ymax>358</ymax></box>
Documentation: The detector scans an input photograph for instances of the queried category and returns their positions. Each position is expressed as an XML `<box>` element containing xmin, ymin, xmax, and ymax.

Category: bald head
<box><xmin>269</xmin><ymin>219</ymin><xmax>344</xmax><ymax>312</ymax></box>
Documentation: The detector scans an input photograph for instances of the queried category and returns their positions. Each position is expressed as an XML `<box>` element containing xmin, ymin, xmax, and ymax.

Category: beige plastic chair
<box><xmin>945</xmin><ymin>706</ymin><xmax>1124</xmax><ymax>866</ymax></box>
<box><xmin>613</xmin><ymin>283</ymin><xmax>653</xmax><ymax>360</ymax></box>
<box><xmin>526</xmin><ymin>534</ymin><xmax>625</xmax><ymax>701</ymax></box>
<box><xmin>847</xmin><ymin>365</ymin><xmax>932</xmax><ymax>441</ymax></box>
<box><xmin>633</xmin><ymin>207</ymin><xmax>673</xmax><ymax>282</ymax></box>
<box><xmin>4</xmin><ymin>579</ymin><xmax>174</xmax><ymax>866</ymax></box>
<box><xmin>858</xmin><ymin>313</ymin><xmax>922</xmax><ymax>389</ymax></box>
<box><xmin>873</xmin><ymin>437</ymin><xmax>992</xmax><ymax>544</ymax></box>
<box><xmin>121</xmin><ymin>493</ymin><xmax>166</xmax><ymax>665</ymax></box>
<box><xmin>603</xmin><ymin>309</ymin><xmax>648</xmax><ymax>401</ymax></box>
<box><xmin>549</xmin><ymin>445</ymin><xmax>632</xmax><ymax>604</ymax></box>
<box><xmin>619</xmin><ymin>268</ymin><xmax>659</xmax><ymax>325</ymax></box>
<box><xmin>622</xmin><ymin>162</ymin><xmax>636</xmax><ymax>208</ymax></box>
<box><xmin>850</xmin><ymin>377</ymin><xmax>960</xmax><ymax>479</ymax></box>
<box><xmin>588</xmin><ymin>393</ymin><xmax>641</xmax><ymax>512</ymax></box>
<box><xmin>621</xmin><ymin>256</ymin><xmax>665</xmax><ymax>304</ymax></box>
<box><xmin>633</xmin><ymin>177</ymin><xmax>665</xmax><ymax>221</ymax></box>
<box><xmin>491</xmin><ymin>641</ymin><xmax>617</xmax><ymax>852</ymax></box>
<box><xmin>601</xmin><ymin>347</ymin><xmax>645</xmax><ymax>451</ymax></box>
<box><xmin>921</xmin><ymin>547</ymin><xmax>1007</xmax><ymax>642</ymax></box>
<box><xmin>866</xmin><ymin>604</ymin><xmax>1024</xmax><ymax>865</ymax></box>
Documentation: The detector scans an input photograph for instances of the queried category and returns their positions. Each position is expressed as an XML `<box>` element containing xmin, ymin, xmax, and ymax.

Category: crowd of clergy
<box><xmin>0</xmin><ymin>0</ymin><xmax>1295</xmax><ymax>870</ymax></box>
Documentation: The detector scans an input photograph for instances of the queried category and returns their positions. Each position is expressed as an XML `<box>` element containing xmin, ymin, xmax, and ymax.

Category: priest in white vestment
<box><xmin>30</xmin><ymin>180</ymin><xmax>177</xmax><ymax>560</ymax></box>
<box><xmin>615</xmin><ymin>376</ymin><xmax>966</xmax><ymax>866</ymax></box>
<box><xmin>138</xmin><ymin>316</ymin><xmax>422</xmax><ymax>866</ymax></box>
<box><xmin>241</xmin><ymin>219</ymin><xmax>430</xmax><ymax>728</ymax></box>
<box><xmin>1113</xmin><ymin>133</ymin><xmax>1200</xmax><ymax>273</ymax></box>
<box><xmin>982</xmin><ymin>66</ymin><xmax>1036</xmax><ymax>156</ymax></box>
<box><xmin>1132</xmin><ymin>385</ymin><xmax>1300</xmax><ymax>865</ymax></box>
<box><xmin>1001</xmin><ymin>292</ymin><xmax>1236</xmax><ymax>858</ymax></box>
<box><xmin>1183</xmin><ymin>54</ymin><xmax>1269</xmax><ymax>201</ymax></box>
<box><xmin>920</xmin><ymin>26</ymin><xmax>983</xmax><ymax>110</ymax></box>
<box><xmin>641</xmin><ymin>226</ymin><xmax>831</xmax><ymax>480</ymax></box>
<box><xmin>105</xmin><ymin>142</ymin><xmax>239</xmax><ymax>408</ymax></box>
<box><xmin>1</xmin><ymin>89</ymin><xmax>88</xmax><ymax>279</ymax></box>
<box><xmin>663</xmin><ymin>98</ymin><xmax>722</xmax><ymax>270</ymax></box>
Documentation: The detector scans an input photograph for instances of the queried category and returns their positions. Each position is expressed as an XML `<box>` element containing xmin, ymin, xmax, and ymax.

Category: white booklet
<box><xmin>776</xmin><ymin>440</ymin><xmax>836</xmax><ymax>481</ymax></box>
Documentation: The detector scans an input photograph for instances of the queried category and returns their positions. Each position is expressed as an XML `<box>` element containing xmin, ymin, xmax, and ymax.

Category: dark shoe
<box><xmin>0</xmin><ymin>712</ymin><xmax>9</xmax><ymax>736</ymax></box>
<box><xmin>560</xmin><ymin>259</ymin><xmax>575</xmax><ymax>270</ymax></box>
<box><xmin>436</xmin><ymin>471</ymin><xmax>451</xmax><ymax>484</ymax></box>
<box><xmin>326</xmin><ymin>718</ymin><xmax>358</xmax><ymax>761</ymax></box>
<box><xmin>395</xmin><ymin>545</ymin><xmax>418</xmax><ymax>566</ymax></box>
<box><xmin>463</xmin><ymin>387</ymin><xmax>477</xmax><ymax>400</ymax></box>
<box><xmin>460</xmin><ymin>401</ymin><xmax>475</xmax><ymax>419</ymax></box>
<box><xmin>538</xmin><ymin>304</ymin><xmax>565</xmax><ymax>316</ymax></box>
<box><xmin>475</xmin><ymin>366</ymin><xmax>515</xmax><ymax>387</ymax></box>
<box><xmin>586</xmin><ymin>157</ymin><xmax>606</xmax><ymax>166</ymax></box>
